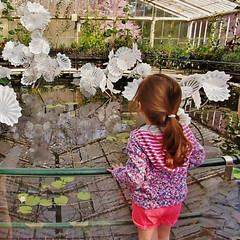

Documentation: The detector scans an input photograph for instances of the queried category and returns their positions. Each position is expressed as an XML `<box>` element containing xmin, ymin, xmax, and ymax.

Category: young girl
<box><xmin>108</xmin><ymin>74</ymin><xmax>205</xmax><ymax>240</ymax></box>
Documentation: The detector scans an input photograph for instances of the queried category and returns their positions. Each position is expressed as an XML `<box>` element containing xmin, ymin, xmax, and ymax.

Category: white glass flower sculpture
<box><xmin>177</xmin><ymin>108</ymin><xmax>191</xmax><ymax>125</ymax></box>
<box><xmin>29</xmin><ymin>37</ymin><xmax>50</xmax><ymax>55</ymax></box>
<box><xmin>19</xmin><ymin>2</ymin><xmax>51</xmax><ymax>32</ymax></box>
<box><xmin>56</xmin><ymin>53</ymin><xmax>71</xmax><ymax>70</ymax></box>
<box><xmin>21</xmin><ymin>67</ymin><xmax>41</xmax><ymax>85</ymax></box>
<box><xmin>180</xmin><ymin>74</ymin><xmax>203</xmax><ymax>100</ymax></box>
<box><xmin>202</xmin><ymin>70</ymin><xmax>231</xmax><ymax>102</ymax></box>
<box><xmin>78</xmin><ymin>63</ymin><xmax>106</xmax><ymax>97</ymax></box>
<box><xmin>135</xmin><ymin>63</ymin><xmax>152</xmax><ymax>78</ymax></box>
<box><xmin>0</xmin><ymin>85</ymin><xmax>22</xmax><ymax>126</ymax></box>
<box><xmin>2</xmin><ymin>41</ymin><xmax>32</xmax><ymax>67</ymax></box>
<box><xmin>122</xmin><ymin>78</ymin><xmax>143</xmax><ymax>100</ymax></box>
<box><xmin>0</xmin><ymin>66</ymin><xmax>11</xmax><ymax>79</ymax></box>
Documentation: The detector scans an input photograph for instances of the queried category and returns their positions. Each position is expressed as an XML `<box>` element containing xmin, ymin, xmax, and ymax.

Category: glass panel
<box><xmin>135</xmin><ymin>0</ymin><xmax>144</xmax><ymax>16</ymax></box>
<box><xmin>155</xmin><ymin>21</ymin><xmax>163</xmax><ymax>38</ymax></box>
<box><xmin>179</xmin><ymin>21</ymin><xmax>188</xmax><ymax>42</ymax></box>
<box><xmin>144</xmin><ymin>4</ymin><xmax>153</xmax><ymax>17</ymax></box>
<box><xmin>156</xmin><ymin>8</ymin><xmax>164</xmax><ymax>17</ymax></box>
<box><xmin>162</xmin><ymin>21</ymin><xmax>179</xmax><ymax>38</ymax></box>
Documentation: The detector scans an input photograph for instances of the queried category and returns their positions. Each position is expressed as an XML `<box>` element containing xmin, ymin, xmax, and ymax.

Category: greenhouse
<box><xmin>0</xmin><ymin>0</ymin><xmax>240</xmax><ymax>239</ymax></box>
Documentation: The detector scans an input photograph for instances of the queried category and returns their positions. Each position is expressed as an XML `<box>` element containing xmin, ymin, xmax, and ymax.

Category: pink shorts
<box><xmin>132</xmin><ymin>202</ymin><xmax>182</xmax><ymax>230</ymax></box>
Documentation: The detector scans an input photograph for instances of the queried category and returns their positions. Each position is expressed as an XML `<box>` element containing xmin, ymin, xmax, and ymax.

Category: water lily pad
<box><xmin>77</xmin><ymin>192</ymin><xmax>91</xmax><ymax>200</ymax></box>
<box><xmin>43</xmin><ymin>85</ymin><xmax>52</xmax><ymax>88</ymax></box>
<box><xmin>39</xmin><ymin>199</ymin><xmax>53</xmax><ymax>207</ymax></box>
<box><xmin>60</xmin><ymin>177</ymin><xmax>75</xmax><ymax>182</ymax></box>
<box><xmin>65</xmin><ymin>102</ymin><xmax>78</xmax><ymax>106</ymax></box>
<box><xmin>106</xmin><ymin>136</ymin><xmax>117</xmax><ymax>141</ymax></box>
<box><xmin>51</xmin><ymin>180</ymin><xmax>66</xmax><ymax>189</ymax></box>
<box><xmin>40</xmin><ymin>184</ymin><xmax>50</xmax><ymax>191</ymax></box>
<box><xmin>46</xmin><ymin>104</ymin><xmax>55</xmax><ymax>109</ymax></box>
<box><xmin>18</xmin><ymin>206</ymin><xmax>32</xmax><ymax>214</ymax></box>
<box><xmin>25</xmin><ymin>196</ymin><xmax>41</xmax><ymax>206</ymax></box>
<box><xmin>54</xmin><ymin>195</ymin><xmax>68</xmax><ymax>205</ymax></box>
<box><xmin>116</xmin><ymin>132</ymin><xmax>129</xmax><ymax>139</ymax></box>
<box><xmin>55</xmin><ymin>104</ymin><xmax>65</xmax><ymax>108</ymax></box>
<box><xmin>232</xmin><ymin>167</ymin><xmax>240</xmax><ymax>179</ymax></box>
<box><xmin>53</xmin><ymin>85</ymin><xmax>65</xmax><ymax>90</ymax></box>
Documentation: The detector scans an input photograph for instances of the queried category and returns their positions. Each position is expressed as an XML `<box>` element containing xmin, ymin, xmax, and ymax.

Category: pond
<box><xmin>0</xmin><ymin>79</ymin><xmax>139</xmax><ymax>239</ymax></box>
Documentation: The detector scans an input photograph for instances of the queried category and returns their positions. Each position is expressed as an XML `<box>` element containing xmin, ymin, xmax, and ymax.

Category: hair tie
<box><xmin>168</xmin><ymin>114</ymin><xmax>176</xmax><ymax>118</ymax></box>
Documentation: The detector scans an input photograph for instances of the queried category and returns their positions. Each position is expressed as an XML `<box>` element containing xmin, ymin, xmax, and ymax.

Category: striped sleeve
<box><xmin>183</xmin><ymin>124</ymin><xmax>206</xmax><ymax>169</ymax></box>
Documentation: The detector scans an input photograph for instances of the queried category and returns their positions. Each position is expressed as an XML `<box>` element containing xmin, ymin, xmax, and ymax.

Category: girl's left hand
<box><xmin>107</xmin><ymin>163</ymin><xmax>124</xmax><ymax>173</ymax></box>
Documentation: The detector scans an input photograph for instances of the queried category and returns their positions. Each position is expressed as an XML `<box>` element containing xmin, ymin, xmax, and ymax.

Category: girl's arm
<box><xmin>188</xmin><ymin>131</ymin><xmax>206</xmax><ymax>169</ymax></box>
<box><xmin>110</xmin><ymin>134</ymin><xmax>147</xmax><ymax>191</ymax></box>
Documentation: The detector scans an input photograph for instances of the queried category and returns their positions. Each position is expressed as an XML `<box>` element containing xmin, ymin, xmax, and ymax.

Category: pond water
<box><xmin>0</xmin><ymin>78</ymin><xmax>139</xmax><ymax>239</ymax></box>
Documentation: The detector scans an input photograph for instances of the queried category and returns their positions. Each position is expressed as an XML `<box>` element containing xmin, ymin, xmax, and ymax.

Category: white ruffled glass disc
<box><xmin>20</xmin><ymin>2</ymin><xmax>51</xmax><ymax>32</ymax></box>
<box><xmin>132</xmin><ymin>43</ymin><xmax>142</xmax><ymax>62</ymax></box>
<box><xmin>56</xmin><ymin>53</ymin><xmax>71</xmax><ymax>70</ymax></box>
<box><xmin>122</xmin><ymin>78</ymin><xmax>143</xmax><ymax>100</ymax></box>
<box><xmin>0</xmin><ymin>85</ymin><xmax>22</xmax><ymax>126</ymax></box>
<box><xmin>107</xmin><ymin>58</ymin><xmax>123</xmax><ymax>77</ymax></box>
<box><xmin>0</xmin><ymin>66</ymin><xmax>11</xmax><ymax>79</ymax></box>
<box><xmin>80</xmin><ymin>79</ymin><xmax>96</xmax><ymax>97</ymax></box>
<box><xmin>37</xmin><ymin>56</ymin><xmax>61</xmax><ymax>82</ymax></box>
<box><xmin>180</xmin><ymin>74</ymin><xmax>203</xmax><ymax>99</ymax></box>
<box><xmin>115</xmin><ymin>46</ymin><xmax>132</xmax><ymax>57</ymax></box>
<box><xmin>177</xmin><ymin>108</ymin><xmax>191</xmax><ymax>125</ymax></box>
<box><xmin>117</xmin><ymin>52</ymin><xmax>136</xmax><ymax>71</ymax></box>
<box><xmin>29</xmin><ymin>38</ymin><xmax>50</xmax><ymax>55</ymax></box>
<box><xmin>21</xmin><ymin>67</ymin><xmax>40</xmax><ymax>85</ymax></box>
<box><xmin>202</xmin><ymin>71</ymin><xmax>230</xmax><ymax>101</ymax></box>
<box><xmin>135</xmin><ymin>63</ymin><xmax>152</xmax><ymax>77</ymax></box>
<box><xmin>2</xmin><ymin>41</ymin><xmax>32</xmax><ymax>67</ymax></box>
<box><xmin>202</xmin><ymin>81</ymin><xmax>230</xmax><ymax>101</ymax></box>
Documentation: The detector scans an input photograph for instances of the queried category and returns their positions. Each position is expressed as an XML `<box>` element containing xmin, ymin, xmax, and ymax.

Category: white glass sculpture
<box><xmin>202</xmin><ymin>70</ymin><xmax>231</xmax><ymax>102</ymax></box>
<box><xmin>122</xmin><ymin>78</ymin><xmax>143</xmax><ymax>101</ymax></box>
<box><xmin>56</xmin><ymin>53</ymin><xmax>71</xmax><ymax>70</ymax></box>
<box><xmin>19</xmin><ymin>2</ymin><xmax>51</xmax><ymax>32</ymax></box>
<box><xmin>0</xmin><ymin>86</ymin><xmax>22</xmax><ymax>126</ymax></box>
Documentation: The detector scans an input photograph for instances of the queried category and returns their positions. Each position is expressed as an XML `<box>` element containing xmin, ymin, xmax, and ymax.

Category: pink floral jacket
<box><xmin>112</xmin><ymin>124</ymin><xmax>205</xmax><ymax>209</ymax></box>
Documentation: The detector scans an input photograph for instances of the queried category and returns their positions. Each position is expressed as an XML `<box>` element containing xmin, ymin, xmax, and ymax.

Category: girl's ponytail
<box><xmin>134</xmin><ymin>74</ymin><xmax>192</xmax><ymax>169</ymax></box>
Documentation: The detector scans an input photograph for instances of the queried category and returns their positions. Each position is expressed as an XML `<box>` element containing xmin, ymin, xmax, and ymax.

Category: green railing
<box><xmin>0</xmin><ymin>155</ymin><xmax>239</xmax><ymax>229</ymax></box>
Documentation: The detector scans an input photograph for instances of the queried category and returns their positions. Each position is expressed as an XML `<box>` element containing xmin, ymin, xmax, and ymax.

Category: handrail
<box><xmin>0</xmin><ymin>155</ymin><xmax>239</xmax><ymax>176</ymax></box>
<box><xmin>0</xmin><ymin>212</ymin><xmax>202</xmax><ymax>229</ymax></box>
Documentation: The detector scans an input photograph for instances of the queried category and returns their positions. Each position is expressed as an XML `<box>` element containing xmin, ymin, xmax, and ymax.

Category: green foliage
<box><xmin>0</xmin><ymin>78</ymin><xmax>10</xmax><ymax>86</ymax></box>
<box><xmin>232</xmin><ymin>167</ymin><xmax>240</xmax><ymax>179</ymax></box>
<box><xmin>222</xmin><ymin>47</ymin><xmax>240</xmax><ymax>63</ymax></box>
<box><xmin>25</xmin><ymin>196</ymin><xmax>41</xmax><ymax>206</ymax></box>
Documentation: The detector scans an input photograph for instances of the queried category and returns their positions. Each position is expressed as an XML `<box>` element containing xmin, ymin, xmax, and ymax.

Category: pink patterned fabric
<box><xmin>112</xmin><ymin>124</ymin><xmax>205</xmax><ymax>209</ymax></box>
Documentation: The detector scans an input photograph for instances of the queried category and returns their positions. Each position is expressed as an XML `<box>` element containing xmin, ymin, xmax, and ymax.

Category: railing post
<box><xmin>222</xmin><ymin>155</ymin><xmax>234</xmax><ymax>180</ymax></box>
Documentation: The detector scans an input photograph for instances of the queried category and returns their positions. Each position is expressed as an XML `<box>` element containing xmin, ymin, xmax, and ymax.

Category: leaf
<box><xmin>0</xmin><ymin>77</ymin><xmax>10</xmax><ymax>85</ymax></box>
<box><xmin>54</xmin><ymin>195</ymin><xmax>69</xmax><ymax>205</ymax></box>
<box><xmin>77</xmin><ymin>192</ymin><xmax>91</xmax><ymax>200</ymax></box>
<box><xmin>53</xmin><ymin>85</ymin><xmax>65</xmax><ymax>90</ymax></box>
<box><xmin>116</xmin><ymin>132</ymin><xmax>130</xmax><ymax>140</ymax></box>
<box><xmin>25</xmin><ymin>196</ymin><xmax>41</xmax><ymax>206</ymax></box>
<box><xmin>18</xmin><ymin>206</ymin><xmax>32</xmax><ymax>214</ymax></box>
<box><xmin>46</xmin><ymin>104</ymin><xmax>55</xmax><ymax>109</ymax></box>
<box><xmin>40</xmin><ymin>184</ymin><xmax>51</xmax><ymax>191</ymax></box>
<box><xmin>51</xmin><ymin>180</ymin><xmax>66</xmax><ymax>189</ymax></box>
<box><xmin>124</xmin><ymin>120</ymin><xmax>136</xmax><ymax>127</ymax></box>
<box><xmin>232</xmin><ymin>167</ymin><xmax>240</xmax><ymax>179</ymax></box>
<box><xmin>60</xmin><ymin>177</ymin><xmax>75</xmax><ymax>182</ymax></box>
<box><xmin>65</xmin><ymin>102</ymin><xmax>78</xmax><ymax>106</ymax></box>
<box><xmin>55</xmin><ymin>104</ymin><xmax>65</xmax><ymax>108</ymax></box>
<box><xmin>39</xmin><ymin>199</ymin><xmax>53</xmax><ymax>207</ymax></box>
<box><xmin>106</xmin><ymin>136</ymin><xmax>117</xmax><ymax>141</ymax></box>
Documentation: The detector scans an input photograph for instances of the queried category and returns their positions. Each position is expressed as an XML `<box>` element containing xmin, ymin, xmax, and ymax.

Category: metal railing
<box><xmin>0</xmin><ymin>155</ymin><xmax>239</xmax><ymax>229</ymax></box>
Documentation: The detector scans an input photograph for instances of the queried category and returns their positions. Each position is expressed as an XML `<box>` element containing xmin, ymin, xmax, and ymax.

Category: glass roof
<box><xmin>141</xmin><ymin>0</ymin><xmax>239</xmax><ymax>20</ymax></box>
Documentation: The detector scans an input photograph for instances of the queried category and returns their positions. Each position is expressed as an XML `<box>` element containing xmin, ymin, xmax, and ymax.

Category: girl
<box><xmin>108</xmin><ymin>74</ymin><xmax>205</xmax><ymax>240</ymax></box>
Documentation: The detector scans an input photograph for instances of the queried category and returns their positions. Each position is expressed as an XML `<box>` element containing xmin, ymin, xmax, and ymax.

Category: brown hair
<box><xmin>133</xmin><ymin>74</ymin><xmax>192</xmax><ymax>168</ymax></box>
